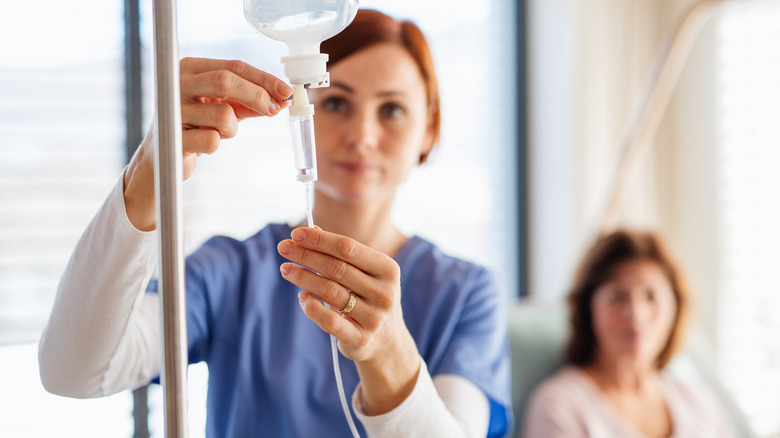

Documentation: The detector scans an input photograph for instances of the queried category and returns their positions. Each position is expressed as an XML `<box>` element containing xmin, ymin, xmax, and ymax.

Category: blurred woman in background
<box><xmin>523</xmin><ymin>230</ymin><xmax>734</xmax><ymax>438</ymax></box>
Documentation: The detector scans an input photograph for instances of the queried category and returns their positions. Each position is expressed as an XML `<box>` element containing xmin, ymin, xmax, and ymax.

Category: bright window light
<box><xmin>716</xmin><ymin>2</ymin><xmax>780</xmax><ymax>436</ymax></box>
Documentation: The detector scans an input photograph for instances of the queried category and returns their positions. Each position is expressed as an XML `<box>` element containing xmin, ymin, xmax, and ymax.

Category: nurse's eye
<box><xmin>322</xmin><ymin>97</ymin><xmax>348</xmax><ymax>113</ymax></box>
<box><xmin>379</xmin><ymin>102</ymin><xmax>406</xmax><ymax>119</ymax></box>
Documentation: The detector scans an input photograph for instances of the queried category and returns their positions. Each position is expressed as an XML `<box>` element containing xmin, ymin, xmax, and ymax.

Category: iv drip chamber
<box><xmin>290</xmin><ymin>84</ymin><xmax>317</xmax><ymax>182</ymax></box>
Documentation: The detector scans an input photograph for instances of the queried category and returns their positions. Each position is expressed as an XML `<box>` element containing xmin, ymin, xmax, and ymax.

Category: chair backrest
<box><xmin>506</xmin><ymin>300</ymin><xmax>568</xmax><ymax>435</ymax></box>
<box><xmin>505</xmin><ymin>299</ymin><xmax>758</xmax><ymax>438</ymax></box>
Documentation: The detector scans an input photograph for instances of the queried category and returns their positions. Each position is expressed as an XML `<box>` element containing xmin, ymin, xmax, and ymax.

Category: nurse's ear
<box><xmin>418</xmin><ymin>111</ymin><xmax>437</xmax><ymax>164</ymax></box>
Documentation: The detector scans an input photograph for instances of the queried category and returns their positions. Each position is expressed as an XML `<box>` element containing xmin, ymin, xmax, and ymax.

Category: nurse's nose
<box><xmin>344</xmin><ymin>109</ymin><xmax>380</xmax><ymax>151</ymax></box>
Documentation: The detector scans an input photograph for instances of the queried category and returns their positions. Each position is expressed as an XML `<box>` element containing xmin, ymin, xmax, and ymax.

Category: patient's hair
<box><xmin>565</xmin><ymin>230</ymin><xmax>691</xmax><ymax>368</ymax></box>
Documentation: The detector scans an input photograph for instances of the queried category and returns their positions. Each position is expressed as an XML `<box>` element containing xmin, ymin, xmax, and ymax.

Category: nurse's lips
<box><xmin>336</xmin><ymin>161</ymin><xmax>378</xmax><ymax>175</ymax></box>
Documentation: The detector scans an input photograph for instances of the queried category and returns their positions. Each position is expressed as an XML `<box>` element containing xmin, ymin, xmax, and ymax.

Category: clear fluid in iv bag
<box><xmin>258</xmin><ymin>11</ymin><xmax>340</xmax><ymax>45</ymax></box>
<box><xmin>244</xmin><ymin>1</ymin><xmax>358</xmax><ymax>51</ymax></box>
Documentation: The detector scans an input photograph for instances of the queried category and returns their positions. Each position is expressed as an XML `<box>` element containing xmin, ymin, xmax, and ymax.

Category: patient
<box><xmin>522</xmin><ymin>230</ymin><xmax>735</xmax><ymax>438</ymax></box>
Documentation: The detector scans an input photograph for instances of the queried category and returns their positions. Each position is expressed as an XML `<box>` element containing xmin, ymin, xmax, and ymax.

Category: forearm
<box><xmin>38</xmin><ymin>171</ymin><xmax>160</xmax><ymax>398</ymax></box>
<box><xmin>353</xmin><ymin>359</ymin><xmax>489</xmax><ymax>438</ymax></box>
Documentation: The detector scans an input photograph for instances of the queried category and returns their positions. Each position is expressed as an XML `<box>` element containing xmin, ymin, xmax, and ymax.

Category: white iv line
<box><xmin>303</xmin><ymin>182</ymin><xmax>361</xmax><ymax>438</ymax></box>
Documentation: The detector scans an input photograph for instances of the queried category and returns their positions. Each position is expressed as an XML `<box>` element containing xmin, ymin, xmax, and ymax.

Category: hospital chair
<box><xmin>506</xmin><ymin>299</ymin><xmax>758</xmax><ymax>437</ymax></box>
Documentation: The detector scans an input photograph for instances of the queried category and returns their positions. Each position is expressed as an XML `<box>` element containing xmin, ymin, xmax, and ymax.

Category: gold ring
<box><xmin>340</xmin><ymin>291</ymin><xmax>357</xmax><ymax>315</ymax></box>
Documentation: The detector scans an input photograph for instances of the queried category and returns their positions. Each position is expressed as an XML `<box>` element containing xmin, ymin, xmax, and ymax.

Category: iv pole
<box><xmin>596</xmin><ymin>0</ymin><xmax>736</xmax><ymax>235</ymax></box>
<box><xmin>152</xmin><ymin>0</ymin><xmax>189</xmax><ymax>435</ymax></box>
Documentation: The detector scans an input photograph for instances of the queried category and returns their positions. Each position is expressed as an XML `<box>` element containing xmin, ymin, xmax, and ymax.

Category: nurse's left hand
<box><xmin>277</xmin><ymin>227</ymin><xmax>421</xmax><ymax>413</ymax></box>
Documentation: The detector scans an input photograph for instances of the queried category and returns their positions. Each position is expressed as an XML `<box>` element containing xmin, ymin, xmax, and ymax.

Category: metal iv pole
<box><xmin>152</xmin><ymin>0</ymin><xmax>188</xmax><ymax>435</ymax></box>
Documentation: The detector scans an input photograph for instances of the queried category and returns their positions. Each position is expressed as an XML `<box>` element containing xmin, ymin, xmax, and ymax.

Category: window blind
<box><xmin>0</xmin><ymin>3</ymin><xmax>125</xmax><ymax>343</ymax></box>
<box><xmin>0</xmin><ymin>1</ymin><xmax>136</xmax><ymax>435</ymax></box>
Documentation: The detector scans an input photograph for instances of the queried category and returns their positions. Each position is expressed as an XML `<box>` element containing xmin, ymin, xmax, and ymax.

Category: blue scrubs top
<box><xmin>150</xmin><ymin>224</ymin><xmax>511</xmax><ymax>437</ymax></box>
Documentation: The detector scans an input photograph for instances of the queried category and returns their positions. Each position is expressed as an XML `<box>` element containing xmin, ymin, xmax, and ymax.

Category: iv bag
<box><xmin>244</xmin><ymin>0</ymin><xmax>359</xmax><ymax>56</ymax></box>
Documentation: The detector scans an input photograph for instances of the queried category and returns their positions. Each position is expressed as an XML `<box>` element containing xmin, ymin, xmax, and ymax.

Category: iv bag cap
<box><xmin>281</xmin><ymin>53</ymin><xmax>329</xmax><ymax>86</ymax></box>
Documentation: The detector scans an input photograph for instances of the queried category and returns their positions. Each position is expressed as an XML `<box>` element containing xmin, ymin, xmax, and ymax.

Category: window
<box><xmin>0</xmin><ymin>0</ymin><xmax>135</xmax><ymax>435</ymax></box>
<box><xmin>0</xmin><ymin>1</ymin><xmax>125</xmax><ymax>344</ymax></box>
<box><xmin>716</xmin><ymin>2</ymin><xmax>780</xmax><ymax>436</ymax></box>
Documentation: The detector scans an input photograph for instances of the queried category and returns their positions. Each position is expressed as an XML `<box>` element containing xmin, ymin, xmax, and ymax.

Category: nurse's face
<box><xmin>308</xmin><ymin>43</ymin><xmax>434</xmax><ymax>205</ymax></box>
<box><xmin>590</xmin><ymin>259</ymin><xmax>678</xmax><ymax>368</ymax></box>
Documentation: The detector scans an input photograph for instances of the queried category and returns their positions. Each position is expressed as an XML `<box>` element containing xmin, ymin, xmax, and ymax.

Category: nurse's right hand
<box><xmin>123</xmin><ymin>57</ymin><xmax>293</xmax><ymax>231</ymax></box>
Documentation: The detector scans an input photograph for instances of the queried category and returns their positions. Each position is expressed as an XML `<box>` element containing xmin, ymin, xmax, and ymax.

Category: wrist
<box><xmin>122</xmin><ymin>146</ymin><xmax>157</xmax><ymax>232</ymax></box>
<box><xmin>356</xmin><ymin>331</ymin><xmax>420</xmax><ymax>415</ymax></box>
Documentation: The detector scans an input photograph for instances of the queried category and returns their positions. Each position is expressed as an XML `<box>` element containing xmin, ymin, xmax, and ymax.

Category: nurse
<box><xmin>39</xmin><ymin>9</ymin><xmax>511</xmax><ymax>438</ymax></box>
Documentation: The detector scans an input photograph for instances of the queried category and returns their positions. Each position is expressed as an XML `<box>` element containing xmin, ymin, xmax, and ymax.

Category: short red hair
<box><xmin>321</xmin><ymin>9</ymin><xmax>441</xmax><ymax>163</ymax></box>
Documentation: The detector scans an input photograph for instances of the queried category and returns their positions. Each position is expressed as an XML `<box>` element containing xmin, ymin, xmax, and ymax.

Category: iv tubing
<box><xmin>303</xmin><ymin>211</ymin><xmax>360</xmax><ymax>437</ymax></box>
<box><xmin>304</xmin><ymin>181</ymin><xmax>314</xmax><ymax>229</ymax></box>
<box><xmin>330</xmin><ymin>332</ymin><xmax>360</xmax><ymax>437</ymax></box>
<box><xmin>296</xmin><ymin>98</ymin><xmax>359</xmax><ymax>438</ymax></box>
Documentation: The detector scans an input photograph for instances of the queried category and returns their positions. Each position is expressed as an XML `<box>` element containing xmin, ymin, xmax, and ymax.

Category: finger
<box><xmin>181</xmin><ymin>71</ymin><xmax>284</xmax><ymax>117</ymax></box>
<box><xmin>182</xmin><ymin>103</ymin><xmax>238</xmax><ymax>139</ymax></box>
<box><xmin>181</xmin><ymin>58</ymin><xmax>293</xmax><ymax>102</ymax></box>
<box><xmin>280</xmin><ymin>262</ymin><xmax>347</xmax><ymax>309</ymax></box>
<box><xmin>280</xmin><ymin>262</ymin><xmax>373</xmax><ymax>323</ymax></box>
<box><xmin>290</xmin><ymin>228</ymin><xmax>397</xmax><ymax>279</ymax></box>
<box><xmin>223</xmin><ymin>100</ymin><xmax>263</xmax><ymax>121</ymax></box>
<box><xmin>179</xmin><ymin>57</ymin><xmax>292</xmax><ymax>117</ymax></box>
<box><xmin>297</xmin><ymin>292</ymin><xmax>362</xmax><ymax>341</ymax></box>
<box><xmin>182</xmin><ymin>128</ymin><xmax>220</xmax><ymax>156</ymax></box>
<box><xmin>201</xmin><ymin>97</ymin><xmax>262</xmax><ymax>121</ymax></box>
<box><xmin>277</xmin><ymin>239</ymin><xmax>376</xmax><ymax>294</ymax></box>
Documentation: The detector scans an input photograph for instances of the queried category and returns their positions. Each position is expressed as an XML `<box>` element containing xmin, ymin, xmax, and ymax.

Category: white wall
<box><xmin>659</xmin><ymin>15</ymin><xmax>722</xmax><ymax>349</ymax></box>
<box><xmin>525</xmin><ymin>0</ymin><xmax>722</xmax><ymax>320</ymax></box>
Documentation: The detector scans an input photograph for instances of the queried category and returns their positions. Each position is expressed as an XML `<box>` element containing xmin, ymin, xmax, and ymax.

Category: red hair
<box><xmin>321</xmin><ymin>9</ymin><xmax>441</xmax><ymax>162</ymax></box>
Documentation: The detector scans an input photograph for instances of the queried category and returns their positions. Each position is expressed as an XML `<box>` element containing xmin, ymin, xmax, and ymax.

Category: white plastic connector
<box><xmin>281</xmin><ymin>53</ymin><xmax>330</xmax><ymax>87</ymax></box>
<box><xmin>289</xmin><ymin>84</ymin><xmax>315</xmax><ymax>118</ymax></box>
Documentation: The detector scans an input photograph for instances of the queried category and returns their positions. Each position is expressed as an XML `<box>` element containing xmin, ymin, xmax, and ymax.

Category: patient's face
<box><xmin>590</xmin><ymin>259</ymin><xmax>677</xmax><ymax>367</ymax></box>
